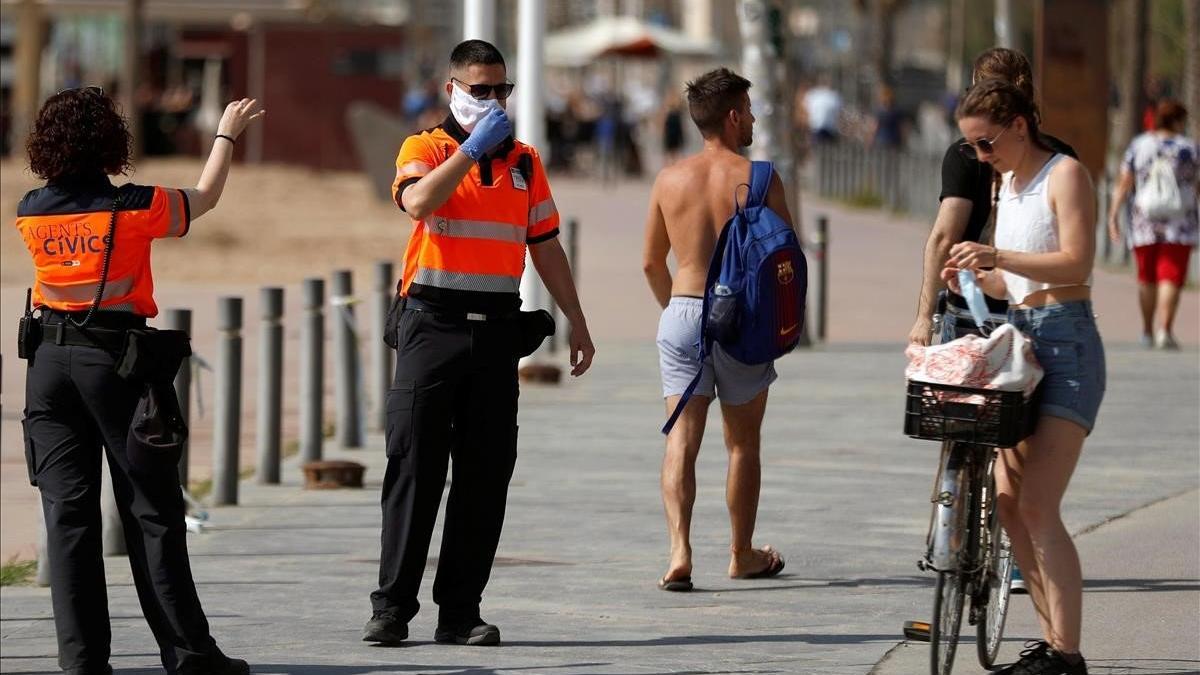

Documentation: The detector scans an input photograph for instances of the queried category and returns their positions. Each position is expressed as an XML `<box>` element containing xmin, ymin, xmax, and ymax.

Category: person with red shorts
<box><xmin>1108</xmin><ymin>100</ymin><xmax>1198</xmax><ymax>349</ymax></box>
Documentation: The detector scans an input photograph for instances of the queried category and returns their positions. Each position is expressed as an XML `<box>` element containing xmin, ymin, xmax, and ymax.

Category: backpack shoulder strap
<box><xmin>661</xmin><ymin>219</ymin><xmax>734</xmax><ymax>436</ymax></box>
<box><xmin>747</xmin><ymin>160</ymin><xmax>774</xmax><ymax>208</ymax></box>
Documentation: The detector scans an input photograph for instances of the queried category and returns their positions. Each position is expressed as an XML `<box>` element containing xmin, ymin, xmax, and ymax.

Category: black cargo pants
<box><xmin>22</xmin><ymin>336</ymin><xmax>221</xmax><ymax>675</ymax></box>
<box><xmin>370</xmin><ymin>308</ymin><xmax>520</xmax><ymax>628</ymax></box>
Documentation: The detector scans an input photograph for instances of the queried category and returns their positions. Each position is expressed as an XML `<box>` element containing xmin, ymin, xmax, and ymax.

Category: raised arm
<box><xmin>401</xmin><ymin>108</ymin><xmax>512</xmax><ymax>220</ymax></box>
<box><xmin>642</xmin><ymin>177</ymin><xmax>673</xmax><ymax>309</ymax></box>
<box><xmin>182</xmin><ymin>98</ymin><xmax>265</xmax><ymax>221</ymax></box>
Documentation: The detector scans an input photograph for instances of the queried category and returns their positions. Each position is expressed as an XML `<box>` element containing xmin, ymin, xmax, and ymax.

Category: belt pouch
<box><xmin>516</xmin><ymin>309</ymin><xmax>556</xmax><ymax>358</ymax></box>
<box><xmin>384</xmin><ymin>294</ymin><xmax>406</xmax><ymax>350</ymax></box>
<box><xmin>114</xmin><ymin>328</ymin><xmax>192</xmax><ymax>471</ymax></box>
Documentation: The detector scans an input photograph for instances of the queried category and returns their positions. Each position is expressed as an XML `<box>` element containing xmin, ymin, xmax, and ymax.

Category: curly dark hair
<box><xmin>27</xmin><ymin>87</ymin><xmax>132</xmax><ymax>182</ymax></box>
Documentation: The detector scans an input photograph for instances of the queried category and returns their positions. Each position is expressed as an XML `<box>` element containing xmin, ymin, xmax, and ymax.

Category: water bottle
<box><xmin>708</xmin><ymin>283</ymin><xmax>738</xmax><ymax>343</ymax></box>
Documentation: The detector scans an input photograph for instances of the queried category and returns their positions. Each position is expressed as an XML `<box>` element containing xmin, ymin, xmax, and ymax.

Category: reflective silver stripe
<box><xmin>397</xmin><ymin>161</ymin><xmax>433</xmax><ymax>177</ymax></box>
<box><xmin>413</xmin><ymin>268</ymin><xmax>520</xmax><ymax>293</ymax></box>
<box><xmin>529</xmin><ymin>197</ymin><xmax>557</xmax><ymax>225</ymax></box>
<box><xmin>40</xmin><ymin>276</ymin><xmax>135</xmax><ymax>303</ymax></box>
<box><xmin>166</xmin><ymin>189</ymin><xmax>184</xmax><ymax>237</ymax></box>
<box><xmin>426</xmin><ymin>217</ymin><xmax>525</xmax><ymax>244</ymax></box>
<box><xmin>104</xmin><ymin>302</ymin><xmax>138</xmax><ymax>313</ymax></box>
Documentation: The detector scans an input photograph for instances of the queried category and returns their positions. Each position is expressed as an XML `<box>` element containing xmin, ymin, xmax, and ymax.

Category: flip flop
<box><xmin>657</xmin><ymin>576</ymin><xmax>693</xmax><ymax>592</ymax></box>
<box><xmin>732</xmin><ymin>548</ymin><xmax>785</xmax><ymax>580</ymax></box>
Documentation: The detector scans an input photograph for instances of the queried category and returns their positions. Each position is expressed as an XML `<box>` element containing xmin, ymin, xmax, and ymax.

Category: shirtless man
<box><xmin>642</xmin><ymin>68</ymin><xmax>796</xmax><ymax>591</ymax></box>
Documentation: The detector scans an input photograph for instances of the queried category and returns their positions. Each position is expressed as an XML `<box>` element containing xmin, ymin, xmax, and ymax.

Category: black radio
<box><xmin>17</xmin><ymin>288</ymin><xmax>41</xmax><ymax>360</ymax></box>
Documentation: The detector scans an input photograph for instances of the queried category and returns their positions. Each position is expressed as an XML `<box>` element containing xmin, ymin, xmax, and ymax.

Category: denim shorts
<box><xmin>1008</xmin><ymin>300</ymin><xmax>1106</xmax><ymax>434</ymax></box>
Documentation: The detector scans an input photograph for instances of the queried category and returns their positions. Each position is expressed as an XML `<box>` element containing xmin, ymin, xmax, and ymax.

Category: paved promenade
<box><xmin>2</xmin><ymin>337</ymin><xmax>1196</xmax><ymax>674</ymax></box>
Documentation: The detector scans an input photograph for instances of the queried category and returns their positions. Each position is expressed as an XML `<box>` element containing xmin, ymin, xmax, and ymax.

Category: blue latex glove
<box><xmin>459</xmin><ymin>108</ymin><xmax>512</xmax><ymax>161</ymax></box>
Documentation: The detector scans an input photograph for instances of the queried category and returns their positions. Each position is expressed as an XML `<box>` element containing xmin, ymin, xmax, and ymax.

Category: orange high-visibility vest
<box><xmin>15</xmin><ymin>178</ymin><xmax>190</xmax><ymax>317</ymax></box>
<box><xmin>392</xmin><ymin>115</ymin><xmax>559</xmax><ymax>312</ymax></box>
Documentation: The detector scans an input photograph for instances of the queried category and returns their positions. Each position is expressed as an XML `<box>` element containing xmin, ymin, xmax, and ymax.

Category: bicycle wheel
<box><xmin>930</xmin><ymin>570</ymin><xmax>965</xmax><ymax>675</ymax></box>
<box><xmin>976</xmin><ymin>513</ymin><xmax>1014</xmax><ymax>668</ymax></box>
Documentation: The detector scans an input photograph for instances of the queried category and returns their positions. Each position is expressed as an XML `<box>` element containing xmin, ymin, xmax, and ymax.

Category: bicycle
<box><xmin>904</xmin><ymin>291</ymin><xmax>1036</xmax><ymax>675</ymax></box>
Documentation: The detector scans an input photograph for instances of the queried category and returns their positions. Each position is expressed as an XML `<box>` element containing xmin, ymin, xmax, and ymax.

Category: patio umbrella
<box><xmin>544</xmin><ymin>15</ymin><xmax>718</xmax><ymax>67</ymax></box>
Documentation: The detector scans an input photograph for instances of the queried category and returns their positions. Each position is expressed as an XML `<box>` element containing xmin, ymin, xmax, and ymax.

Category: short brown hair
<box><xmin>684</xmin><ymin>68</ymin><xmax>751</xmax><ymax>137</ymax></box>
<box><xmin>971</xmin><ymin>47</ymin><xmax>1035</xmax><ymax>101</ymax></box>
<box><xmin>27</xmin><ymin>87</ymin><xmax>132</xmax><ymax>182</ymax></box>
<box><xmin>1153</xmin><ymin>99</ymin><xmax>1188</xmax><ymax>131</ymax></box>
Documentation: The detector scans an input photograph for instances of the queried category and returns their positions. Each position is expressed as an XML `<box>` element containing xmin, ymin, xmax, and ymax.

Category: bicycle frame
<box><xmin>922</xmin><ymin>441</ymin><xmax>996</xmax><ymax>575</ymax></box>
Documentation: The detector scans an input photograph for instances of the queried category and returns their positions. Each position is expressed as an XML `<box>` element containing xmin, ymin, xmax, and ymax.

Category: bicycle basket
<box><xmin>904</xmin><ymin>380</ymin><xmax>1038</xmax><ymax>447</ymax></box>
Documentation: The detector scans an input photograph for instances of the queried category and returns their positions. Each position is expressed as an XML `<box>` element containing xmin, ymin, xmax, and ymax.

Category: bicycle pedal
<box><xmin>902</xmin><ymin>620</ymin><xmax>931</xmax><ymax>642</ymax></box>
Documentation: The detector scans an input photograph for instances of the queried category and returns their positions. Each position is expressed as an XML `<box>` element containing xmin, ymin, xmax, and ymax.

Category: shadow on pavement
<box><xmin>1081</xmin><ymin>578</ymin><xmax>1200</xmax><ymax>593</ymax></box>
<box><xmin>504</xmin><ymin>632</ymin><xmax>897</xmax><ymax>648</ymax></box>
<box><xmin>695</xmin><ymin>574</ymin><xmax>933</xmax><ymax>593</ymax></box>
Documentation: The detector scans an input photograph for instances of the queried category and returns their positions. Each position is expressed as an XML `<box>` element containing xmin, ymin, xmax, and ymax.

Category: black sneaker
<box><xmin>1012</xmin><ymin>648</ymin><xmax>1087</xmax><ymax>675</ymax></box>
<box><xmin>995</xmin><ymin>640</ymin><xmax>1049</xmax><ymax>675</ymax></box>
<box><xmin>178</xmin><ymin>655</ymin><xmax>249</xmax><ymax>675</ymax></box>
<box><xmin>363</xmin><ymin>610</ymin><xmax>409</xmax><ymax>645</ymax></box>
<box><xmin>434</xmin><ymin>619</ymin><xmax>501</xmax><ymax>646</ymax></box>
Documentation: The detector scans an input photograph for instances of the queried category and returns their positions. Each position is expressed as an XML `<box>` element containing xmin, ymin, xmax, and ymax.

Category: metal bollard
<box><xmin>212</xmin><ymin>297</ymin><xmax>243</xmax><ymax>506</ymax></box>
<box><xmin>101</xmin><ymin>460</ymin><xmax>124</xmax><ymax>555</ymax></box>
<box><xmin>331</xmin><ymin>270</ymin><xmax>363</xmax><ymax>448</ymax></box>
<box><xmin>164</xmin><ymin>308</ymin><xmax>192</xmax><ymax>486</ymax></box>
<box><xmin>300</xmin><ymin>279</ymin><xmax>325</xmax><ymax>463</ymax></box>
<box><xmin>36</xmin><ymin>506</ymin><xmax>50</xmax><ymax>586</ymax></box>
<box><xmin>371</xmin><ymin>262</ymin><xmax>394</xmax><ymax>433</ymax></box>
<box><xmin>816</xmin><ymin>215</ymin><xmax>830</xmax><ymax>342</ymax></box>
<box><xmin>256</xmin><ymin>288</ymin><xmax>284</xmax><ymax>484</ymax></box>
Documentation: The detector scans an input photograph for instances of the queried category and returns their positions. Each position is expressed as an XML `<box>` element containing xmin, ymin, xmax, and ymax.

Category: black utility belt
<box><xmin>405</xmin><ymin>297</ymin><xmax>517</xmax><ymax>323</ymax></box>
<box><xmin>40</xmin><ymin>321</ymin><xmax>129</xmax><ymax>351</ymax></box>
<box><xmin>41</xmin><ymin>309</ymin><xmax>148</xmax><ymax>330</ymax></box>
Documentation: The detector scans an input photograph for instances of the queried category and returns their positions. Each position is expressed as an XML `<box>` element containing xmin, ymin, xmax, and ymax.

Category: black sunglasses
<box><xmin>57</xmin><ymin>85</ymin><xmax>105</xmax><ymax>97</ymax></box>
<box><xmin>451</xmin><ymin>78</ymin><xmax>515</xmax><ymax>101</ymax></box>
<box><xmin>959</xmin><ymin>122</ymin><xmax>1011</xmax><ymax>159</ymax></box>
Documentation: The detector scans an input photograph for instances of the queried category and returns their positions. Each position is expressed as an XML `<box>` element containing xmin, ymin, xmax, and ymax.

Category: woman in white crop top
<box><xmin>939</xmin><ymin>79</ymin><xmax>1106</xmax><ymax>675</ymax></box>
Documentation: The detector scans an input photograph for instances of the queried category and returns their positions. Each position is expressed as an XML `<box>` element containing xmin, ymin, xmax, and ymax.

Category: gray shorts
<box><xmin>657</xmin><ymin>297</ymin><xmax>777</xmax><ymax>405</ymax></box>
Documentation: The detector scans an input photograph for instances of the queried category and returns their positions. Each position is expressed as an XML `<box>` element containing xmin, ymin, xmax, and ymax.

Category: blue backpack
<box><xmin>662</xmin><ymin>161</ymin><xmax>807</xmax><ymax>435</ymax></box>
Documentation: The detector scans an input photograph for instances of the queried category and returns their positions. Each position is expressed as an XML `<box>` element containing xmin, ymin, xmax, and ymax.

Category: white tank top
<box><xmin>994</xmin><ymin>154</ymin><xmax>1091</xmax><ymax>304</ymax></box>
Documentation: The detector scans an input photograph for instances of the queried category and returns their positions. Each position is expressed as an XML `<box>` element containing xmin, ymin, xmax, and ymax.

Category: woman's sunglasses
<box><xmin>452</xmin><ymin>78</ymin><xmax>515</xmax><ymax>101</ymax></box>
<box><xmin>959</xmin><ymin>122</ymin><xmax>1011</xmax><ymax>159</ymax></box>
<box><xmin>58</xmin><ymin>85</ymin><xmax>105</xmax><ymax>97</ymax></box>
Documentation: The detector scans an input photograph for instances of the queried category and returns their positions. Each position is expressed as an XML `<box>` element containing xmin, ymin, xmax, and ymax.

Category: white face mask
<box><xmin>449</xmin><ymin>83</ymin><xmax>501</xmax><ymax>132</ymax></box>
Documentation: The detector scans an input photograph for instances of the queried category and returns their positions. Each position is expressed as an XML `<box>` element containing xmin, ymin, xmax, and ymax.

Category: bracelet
<box><xmin>992</xmin><ymin>246</ymin><xmax>1000</xmax><ymax>269</ymax></box>
<box><xmin>215</xmin><ymin>134</ymin><xmax>236</xmax><ymax>145</ymax></box>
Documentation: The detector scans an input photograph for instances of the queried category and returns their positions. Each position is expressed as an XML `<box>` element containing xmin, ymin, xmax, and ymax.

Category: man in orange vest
<box><xmin>364</xmin><ymin>40</ymin><xmax>594</xmax><ymax>647</ymax></box>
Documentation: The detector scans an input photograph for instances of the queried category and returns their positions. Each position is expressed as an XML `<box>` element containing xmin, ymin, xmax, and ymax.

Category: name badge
<box><xmin>509</xmin><ymin>167</ymin><xmax>528</xmax><ymax>191</ymax></box>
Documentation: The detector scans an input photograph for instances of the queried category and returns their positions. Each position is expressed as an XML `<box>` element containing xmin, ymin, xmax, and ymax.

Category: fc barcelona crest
<box><xmin>777</xmin><ymin>260</ymin><xmax>795</xmax><ymax>284</ymax></box>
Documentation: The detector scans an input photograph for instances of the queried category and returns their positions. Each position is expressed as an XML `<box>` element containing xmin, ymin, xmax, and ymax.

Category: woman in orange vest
<box><xmin>15</xmin><ymin>87</ymin><xmax>262</xmax><ymax>675</ymax></box>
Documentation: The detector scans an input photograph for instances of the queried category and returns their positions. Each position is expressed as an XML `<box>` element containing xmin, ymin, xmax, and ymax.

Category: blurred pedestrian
<box><xmin>1108</xmin><ymin>99</ymin><xmax>1198</xmax><ymax>349</ymax></box>
<box><xmin>661</xmin><ymin>91</ymin><xmax>685</xmax><ymax>166</ymax></box>
<box><xmin>802</xmin><ymin>76</ymin><xmax>842</xmax><ymax>144</ymax></box>
<box><xmin>869</xmin><ymin>85</ymin><xmax>906</xmax><ymax>149</ymax></box>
